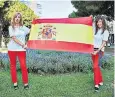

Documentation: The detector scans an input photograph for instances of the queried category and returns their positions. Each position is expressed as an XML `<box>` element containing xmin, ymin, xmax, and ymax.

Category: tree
<box><xmin>68</xmin><ymin>11</ymin><xmax>77</xmax><ymax>18</ymax></box>
<box><xmin>69</xmin><ymin>1</ymin><xmax>114</xmax><ymax>19</ymax></box>
<box><xmin>0</xmin><ymin>0</ymin><xmax>38</xmax><ymax>47</ymax></box>
<box><xmin>4</xmin><ymin>1</ymin><xmax>38</xmax><ymax>27</ymax></box>
<box><xmin>0</xmin><ymin>1</ymin><xmax>5</xmax><ymax>47</ymax></box>
<box><xmin>0</xmin><ymin>1</ymin><xmax>5</xmax><ymax>8</ymax></box>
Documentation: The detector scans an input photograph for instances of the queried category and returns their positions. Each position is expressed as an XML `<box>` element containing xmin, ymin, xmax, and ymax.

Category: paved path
<box><xmin>105</xmin><ymin>47</ymin><xmax>114</xmax><ymax>56</ymax></box>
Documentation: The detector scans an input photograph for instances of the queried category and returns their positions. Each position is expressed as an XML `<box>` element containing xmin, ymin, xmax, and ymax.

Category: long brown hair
<box><xmin>95</xmin><ymin>15</ymin><xmax>107</xmax><ymax>35</ymax></box>
<box><xmin>11</xmin><ymin>12</ymin><xmax>23</xmax><ymax>30</ymax></box>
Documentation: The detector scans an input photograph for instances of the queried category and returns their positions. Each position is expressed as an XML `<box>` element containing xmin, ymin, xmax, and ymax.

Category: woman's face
<box><xmin>97</xmin><ymin>19</ymin><xmax>103</xmax><ymax>28</ymax></box>
<box><xmin>15</xmin><ymin>14</ymin><xmax>21</xmax><ymax>24</ymax></box>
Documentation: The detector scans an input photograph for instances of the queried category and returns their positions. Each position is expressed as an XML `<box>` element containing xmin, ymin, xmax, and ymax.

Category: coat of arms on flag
<box><xmin>38</xmin><ymin>24</ymin><xmax>57</xmax><ymax>40</ymax></box>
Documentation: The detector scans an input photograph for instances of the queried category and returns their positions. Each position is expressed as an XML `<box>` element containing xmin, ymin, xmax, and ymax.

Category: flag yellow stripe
<box><xmin>29</xmin><ymin>23</ymin><xmax>94</xmax><ymax>44</ymax></box>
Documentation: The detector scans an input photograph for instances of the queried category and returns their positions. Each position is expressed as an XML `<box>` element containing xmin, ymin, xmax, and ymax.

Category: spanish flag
<box><xmin>27</xmin><ymin>17</ymin><xmax>94</xmax><ymax>53</ymax></box>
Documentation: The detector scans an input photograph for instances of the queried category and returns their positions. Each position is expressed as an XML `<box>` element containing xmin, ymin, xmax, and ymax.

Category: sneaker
<box><xmin>24</xmin><ymin>85</ymin><xmax>29</xmax><ymax>89</ymax></box>
<box><xmin>14</xmin><ymin>85</ymin><xmax>19</xmax><ymax>90</ymax></box>
<box><xmin>99</xmin><ymin>82</ymin><xmax>103</xmax><ymax>86</ymax></box>
<box><xmin>94</xmin><ymin>87</ymin><xmax>99</xmax><ymax>92</ymax></box>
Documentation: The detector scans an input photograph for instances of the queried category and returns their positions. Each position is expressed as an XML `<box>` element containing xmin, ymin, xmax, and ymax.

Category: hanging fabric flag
<box><xmin>27</xmin><ymin>17</ymin><xmax>94</xmax><ymax>53</ymax></box>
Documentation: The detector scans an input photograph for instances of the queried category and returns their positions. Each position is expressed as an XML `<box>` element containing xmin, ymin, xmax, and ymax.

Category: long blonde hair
<box><xmin>11</xmin><ymin>12</ymin><xmax>23</xmax><ymax>30</ymax></box>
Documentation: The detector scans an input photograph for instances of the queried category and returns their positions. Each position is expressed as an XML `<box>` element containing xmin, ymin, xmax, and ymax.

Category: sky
<box><xmin>40</xmin><ymin>0</ymin><xmax>75</xmax><ymax>18</ymax></box>
<box><xmin>20</xmin><ymin>0</ymin><xmax>75</xmax><ymax>18</ymax></box>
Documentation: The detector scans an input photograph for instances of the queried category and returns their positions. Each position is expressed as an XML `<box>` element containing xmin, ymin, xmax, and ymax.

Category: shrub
<box><xmin>101</xmin><ymin>55</ymin><xmax>114</xmax><ymax>70</ymax></box>
<box><xmin>0</xmin><ymin>49</ymin><xmax>114</xmax><ymax>74</ymax></box>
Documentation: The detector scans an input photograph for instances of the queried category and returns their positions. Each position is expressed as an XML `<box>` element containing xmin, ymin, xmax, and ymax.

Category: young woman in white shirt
<box><xmin>7</xmin><ymin>12</ymin><xmax>30</xmax><ymax>90</ymax></box>
<box><xmin>92</xmin><ymin>15</ymin><xmax>109</xmax><ymax>92</ymax></box>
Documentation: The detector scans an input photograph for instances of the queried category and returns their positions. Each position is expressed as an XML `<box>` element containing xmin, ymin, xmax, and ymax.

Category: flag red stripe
<box><xmin>32</xmin><ymin>17</ymin><xmax>92</xmax><ymax>26</ymax></box>
<box><xmin>27</xmin><ymin>40</ymin><xmax>93</xmax><ymax>53</ymax></box>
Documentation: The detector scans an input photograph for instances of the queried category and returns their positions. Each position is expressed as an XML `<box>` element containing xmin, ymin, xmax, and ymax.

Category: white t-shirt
<box><xmin>94</xmin><ymin>29</ymin><xmax>109</xmax><ymax>51</ymax></box>
<box><xmin>7</xmin><ymin>26</ymin><xmax>30</xmax><ymax>51</ymax></box>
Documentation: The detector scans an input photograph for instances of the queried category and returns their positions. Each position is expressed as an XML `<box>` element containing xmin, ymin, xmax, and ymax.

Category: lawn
<box><xmin>0</xmin><ymin>69</ymin><xmax>114</xmax><ymax>97</ymax></box>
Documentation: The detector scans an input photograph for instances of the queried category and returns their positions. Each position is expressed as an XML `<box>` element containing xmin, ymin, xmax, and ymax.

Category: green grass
<box><xmin>0</xmin><ymin>69</ymin><xmax>114</xmax><ymax>97</ymax></box>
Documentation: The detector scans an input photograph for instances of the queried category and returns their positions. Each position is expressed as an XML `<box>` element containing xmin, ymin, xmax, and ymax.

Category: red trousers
<box><xmin>8</xmin><ymin>51</ymin><xmax>28</xmax><ymax>84</ymax></box>
<box><xmin>92</xmin><ymin>51</ymin><xmax>104</xmax><ymax>85</ymax></box>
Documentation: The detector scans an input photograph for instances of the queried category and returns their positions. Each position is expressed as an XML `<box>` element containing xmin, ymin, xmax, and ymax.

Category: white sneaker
<box><xmin>94</xmin><ymin>85</ymin><xmax>99</xmax><ymax>92</ymax></box>
<box><xmin>99</xmin><ymin>82</ymin><xmax>103</xmax><ymax>86</ymax></box>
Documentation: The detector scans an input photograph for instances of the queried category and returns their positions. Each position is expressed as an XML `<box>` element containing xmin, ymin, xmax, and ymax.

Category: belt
<box><xmin>94</xmin><ymin>48</ymin><xmax>99</xmax><ymax>50</ymax></box>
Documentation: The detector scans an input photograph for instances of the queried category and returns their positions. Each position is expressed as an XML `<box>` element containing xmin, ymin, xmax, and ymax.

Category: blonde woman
<box><xmin>7</xmin><ymin>12</ymin><xmax>30</xmax><ymax>90</ymax></box>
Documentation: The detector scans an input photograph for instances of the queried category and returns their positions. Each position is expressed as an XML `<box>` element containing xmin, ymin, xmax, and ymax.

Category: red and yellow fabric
<box><xmin>27</xmin><ymin>17</ymin><xmax>94</xmax><ymax>53</ymax></box>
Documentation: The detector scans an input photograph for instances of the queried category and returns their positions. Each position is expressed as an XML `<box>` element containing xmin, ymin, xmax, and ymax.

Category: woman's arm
<box><xmin>92</xmin><ymin>40</ymin><xmax>106</xmax><ymax>55</ymax></box>
<box><xmin>9</xmin><ymin>26</ymin><xmax>26</xmax><ymax>48</ymax></box>
<box><xmin>97</xmin><ymin>40</ymin><xmax>106</xmax><ymax>52</ymax></box>
<box><xmin>23</xmin><ymin>26</ymin><xmax>31</xmax><ymax>35</ymax></box>
<box><xmin>11</xmin><ymin>36</ymin><xmax>25</xmax><ymax>48</ymax></box>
